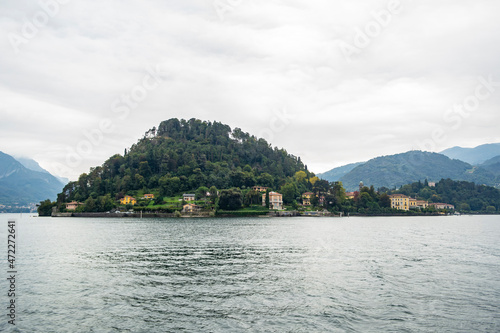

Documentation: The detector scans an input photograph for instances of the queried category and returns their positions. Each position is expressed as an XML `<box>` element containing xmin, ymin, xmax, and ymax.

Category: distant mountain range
<box><xmin>16</xmin><ymin>156</ymin><xmax>69</xmax><ymax>184</ymax></box>
<box><xmin>440</xmin><ymin>143</ymin><xmax>500</xmax><ymax>165</ymax></box>
<box><xmin>316</xmin><ymin>162</ymin><xmax>364</xmax><ymax>182</ymax></box>
<box><xmin>0</xmin><ymin>151</ymin><xmax>65</xmax><ymax>205</ymax></box>
<box><xmin>318</xmin><ymin>148</ymin><xmax>500</xmax><ymax>191</ymax></box>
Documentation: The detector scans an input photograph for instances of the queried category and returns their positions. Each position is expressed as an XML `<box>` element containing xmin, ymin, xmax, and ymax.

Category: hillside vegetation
<box><xmin>57</xmin><ymin>118</ymin><xmax>309</xmax><ymax>206</ymax></box>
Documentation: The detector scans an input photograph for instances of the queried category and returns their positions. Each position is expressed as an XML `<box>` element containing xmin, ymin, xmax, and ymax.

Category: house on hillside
<box><xmin>143</xmin><ymin>194</ymin><xmax>155</xmax><ymax>199</ymax></box>
<box><xmin>301</xmin><ymin>192</ymin><xmax>314</xmax><ymax>206</ymax></box>
<box><xmin>346</xmin><ymin>192</ymin><xmax>356</xmax><ymax>200</ymax></box>
<box><xmin>120</xmin><ymin>195</ymin><xmax>137</xmax><ymax>205</ymax></box>
<box><xmin>389</xmin><ymin>194</ymin><xmax>409</xmax><ymax>211</ymax></box>
<box><xmin>65</xmin><ymin>201</ymin><xmax>84</xmax><ymax>211</ymax></box>
<box><xmin>262</xmin><ymin>192</ymin><xmax>283</xmax><ymax>210</ymax></box>
<box><xmin>429</xmin><ymin>203</ymin><xmax>455</xmax><ymax>210</ymax></box>
<box><xmin>252</xmin><ymin>186</ymin><xmax>268</xmax><ymax>192</ymax></box>
<box><xmin>183</xmin><ymin>194</ymin><xmax>196</xmax><ymax>202</ymax></box>
<box><xmin>182</xmin><ymin>203</ymin><xmax>200</xmax><ymax>213</ymax></box>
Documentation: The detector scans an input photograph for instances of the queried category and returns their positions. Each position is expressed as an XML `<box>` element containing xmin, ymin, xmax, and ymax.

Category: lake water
<box><xmin>0</xmin><ymin>214</ymin><xmax>499</xmax><ymax>332</ymax></box>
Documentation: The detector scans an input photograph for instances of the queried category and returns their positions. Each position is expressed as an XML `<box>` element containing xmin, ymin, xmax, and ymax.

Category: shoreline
<box><xmin>47</xmin><ymin>212</ymin><xmax>483</xmax><ymax>218</ymax></box>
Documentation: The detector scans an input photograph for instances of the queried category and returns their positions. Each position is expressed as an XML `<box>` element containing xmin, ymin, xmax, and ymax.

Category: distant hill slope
<box><xmin>339</xmin><ymin>151</ymin><xmax>497</xmax><ymax>191</ymax></box>
<box><xmin>479</xmin><ymin>155</ymin><xmax>500</xmax><ymax>183</ymax></box>
<box><xmin>0</xmin><ymin>151</ymin><xmax>64</xmax><ymax>205</ymax></box>
<box><xmin>481</xmin><ymin>155</ymin><xmax>500</xmax><ymax>167</ymax></box>
<box><xmin>317</xmin><ymin>162</ymin><xmax>365</xmax><ymax>182</ymax></box>
<box><xmin>16</xmin><ymin>157</ymin><xmax>69</xmax><ymax>185</ymax></box>
<box><xmin>440</xmin><ymin>143</ymin><xmax>500</xmax><ymax>165</ymax></box>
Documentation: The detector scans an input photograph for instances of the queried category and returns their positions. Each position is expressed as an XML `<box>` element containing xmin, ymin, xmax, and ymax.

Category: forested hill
<box><xmin>58</xmin><ymin>118</ymin><xmax>309</xmax><ymax>203</ymax></box>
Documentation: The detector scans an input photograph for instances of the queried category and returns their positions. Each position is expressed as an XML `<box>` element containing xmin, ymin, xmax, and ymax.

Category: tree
<box><xmin>37</xmin><ymin>199</ymin><xmax>56</xmax><ymax>216</ymax></box>
<box><xmin>196</xmin><ymin>186</ymin><xmax>209</xmax><ymax>200</ymax></box>
<box><xmin>313</xmin><ymin>179</ymin><xmax>329</xmax><ymax>195</ymax></box>
<box><xmin>257</xmin><ymin>173</ymin><xmax>274</xmax><ymax>188</ymax></box>
<box><xmin>459</xmin><ymin>203</ymin><xmax>471</xmax><ymax>212</ymax></box>
<box><xmin>84</xmin><ymin>197</ymin><xmax>96</xmax><ymax>212</ymax></box>
<box><xmin>379</xmin><ymin>193</ymin><xmax>391</xmax><ymax>208</ymax></box>
<box><xmin>218</xmin><ymin>188</ymin><xmax>243</xmax><ymax>210</ymax></box>
<box><xmin>309</xmin><ymin>176</ymin><xmax>319</xmax><ymax>185</ymax></box>
<box><xmin>138</xmin><ymin>161</ymin><xmax>152</xmax><ymax>177</ymax></box>
<box><xmin>159</xmin><ymin>176</ymin><xmax>181</xmax><ymax>196</ymax></box>
<box><xmin>280</xmin><ymin>183</ymin><xmax>297</xmax><ymax>204</ymax></box>
<box><xmin>244</xmin><ymin>190</ymin><xmax>261</xmax><ymax>206</ymax></box>
<box><xmin>294</xmin><ymin>170</ymin><xmax>307</xmax><ymax>183</ymax></box>
<box><xmin>358</xmin><ymin>192</ymin><xmax>373</xmax><ymax>208</ymax></box>
<box><xmin>97</xmin><ymin>195</ymin><xmax>115</xmax><ymax>212</ymax></box>
<box><xmin>209</xmin><ymin>186</ymin><xmax>218</xmax><ymax>203</ymax></box>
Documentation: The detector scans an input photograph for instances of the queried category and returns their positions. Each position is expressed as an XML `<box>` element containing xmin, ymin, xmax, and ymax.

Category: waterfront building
<box><xmin>389</xmin><ymin>194</ymin><xmax>409</xmax><ymax>211</ymax></box>
<box><xmin>262</xmin><ymin>192</ymin><xmax>283</xmax><ymax>210</ymax></box>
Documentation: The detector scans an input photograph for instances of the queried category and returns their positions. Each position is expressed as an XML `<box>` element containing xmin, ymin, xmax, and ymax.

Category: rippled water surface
<box><xmin>1</xmin><ymin>214</ymin><xmax>499</xmax><ymax>332</ymax></box>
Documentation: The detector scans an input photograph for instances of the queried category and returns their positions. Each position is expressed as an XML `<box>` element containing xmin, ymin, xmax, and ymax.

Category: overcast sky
<box><xmin>1</xmin><ymin>0</ymin><xmax>500</xmax><ymax>180</ymax></box>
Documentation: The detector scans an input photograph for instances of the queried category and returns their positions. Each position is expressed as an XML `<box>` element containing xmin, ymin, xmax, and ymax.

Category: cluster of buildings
<box><xmin>63</xmin><ymin>183</ymin><xmax>455</xmax><ymax>213</ymax></box>
<box><xmin>389</xmin><ymin>194</ymin><xmax>454</xmax><ymax>211</ymax></box>
<box><xmin>252</xmin><ymin>186</ymin><xmax>325</xmax><ymax>210</ymax></box>
<box><xmin>64</xmin><ymin>193</ymin><xmax>156</xmax><ymax>211</ymax></box>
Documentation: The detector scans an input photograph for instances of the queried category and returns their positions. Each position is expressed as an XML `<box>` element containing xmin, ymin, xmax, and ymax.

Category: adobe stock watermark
<box><xmin>8</xmin><ymin>0</ymin><xmax>70</xmax><ymax>54</ymax></box>
<box><xmin>414</xmin><ymin>75</ymin><xmax>499</xmax><ymax>156</ymax></box>
<box><xmin>338</xmin><ymin>0</ymin><xmax>408</xmax><ymax>62</ymax></box>
<box><xmin>258</xmin><ymin>107</ymin><xmax>295</xmax><ymax>143</ymax></box>
<box><xmin>213</xmin><ymin>0</ymin><xmax>244</xmax><ymax>21</ymax></box>
<box><xmin>48</xmin><ymin>64</ymin><xmax>165</xmax><ymax>177</ymax></box>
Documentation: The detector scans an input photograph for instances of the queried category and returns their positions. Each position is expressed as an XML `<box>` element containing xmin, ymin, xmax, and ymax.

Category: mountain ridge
<box><xmin>440</xmin><ymin>143</ymin><xmax>500</xmax><ymax>165</ymax></box>
<box><xmin>337</xmin><ymin>150</ymin><xmax>498</xmax><ymax>191</ymax></box>
<box><xmin>317</xmin><ymin>161</ymin><xmax>365</xmax><ymax>182</ymax></box>
<box><xmin>16</xmin><ymin>156</ymin><xmax>69</xmax><ymax>185</ymax></box>
<box><xmin>0</xmin><ymin>151</ymin><xmax>64</xmax><ymax>205</ymax></box>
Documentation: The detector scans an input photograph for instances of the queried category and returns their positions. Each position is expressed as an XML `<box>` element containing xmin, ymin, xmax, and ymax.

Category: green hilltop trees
<box><xmin>56</xmin><ymin>118</ymin><xmax>311</xmax><ymax>211</ymax></box>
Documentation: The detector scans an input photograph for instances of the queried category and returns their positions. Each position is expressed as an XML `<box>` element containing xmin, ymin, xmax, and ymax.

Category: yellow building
<box><xmin>302</xmin><ymin>192</ymin><xmax>314</xmax><ymax>206</ymax></box>
<box><xmin>389</xmin><ymin>194</ymin><xmax>409</xmax><ymax>211</ymax></box>
<box><xmin>409</xmin><ymin>198</ymin><xmax>417</xmax><ymax>208</ymax></box>
<box><xmin>143</xmin><ymin>194</ymin><xmax>155</xmax><ymax>199</ymax></box>
<box><xmin>345</xmin><ymin>192</ymin><xmax>356</xmax><ymax>200</ymax></box>
<box><xmin>120</xmin><ymin>195</ymin><xmax>137</xmax><ymax>205</ymax></box>
<box><xmin>262</xmin><ymin>192</ymin><xmax>283</xmax><ymax>210</ymax></box>
<box><xmin>182</xmin><ymin>204</ymin><xmax>199</xmax><ymax>213</ymax></box>
<box><xmin>410</xmin><ymin>198</ymin><xmax>428</xmax><ymax>209</ymax></box>
<box><xmin>417</xmin><ymin>200</ymin><xmax>429</xmax><ymax>209</ymax></box>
